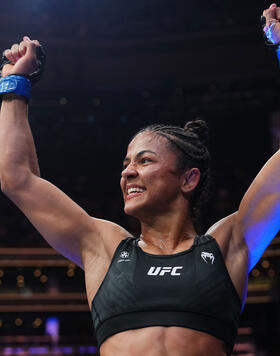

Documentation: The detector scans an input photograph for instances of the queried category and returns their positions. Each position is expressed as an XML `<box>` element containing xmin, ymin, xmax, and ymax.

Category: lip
<box><xmin>125</xmin><ymin>184</ymin><xmax>146</xmax><ymax>200</ymax></box>
<box><xmin>126</xmin><ymin>191</ymin><xmax>145</xmax><ymax>200</ymax></box>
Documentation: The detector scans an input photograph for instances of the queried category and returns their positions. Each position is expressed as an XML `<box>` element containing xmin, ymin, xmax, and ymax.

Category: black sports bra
<box><xmin>91</xmin><ymin>235</ymin><xmax>242</xmax><ymax>351</ymax></box>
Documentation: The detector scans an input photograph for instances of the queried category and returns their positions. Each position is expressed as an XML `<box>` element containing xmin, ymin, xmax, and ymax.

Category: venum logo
<box><xmin>201</xmin><ymin>252</ymin><xmax>215</xmax><ymax>264</ymax></box>
<box><xmin>147</xmin><ymin>266</ymin><xmax>183</xmax><ymax>276</ymax></box>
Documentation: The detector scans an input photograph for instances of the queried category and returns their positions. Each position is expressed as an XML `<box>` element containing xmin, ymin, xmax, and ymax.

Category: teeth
<box><xmin>128</xmin><ymin>187</ymin><xmax>145</xmax><ymax>195</ymax></box>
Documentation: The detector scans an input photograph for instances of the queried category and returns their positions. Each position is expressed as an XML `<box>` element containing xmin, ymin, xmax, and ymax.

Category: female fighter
<box><xmin>0</xmin><ymin>4</ymin><xmax>279</xmax><ymax>355</ymax></box>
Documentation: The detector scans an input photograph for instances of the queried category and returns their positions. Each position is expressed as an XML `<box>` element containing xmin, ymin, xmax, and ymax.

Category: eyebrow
<box><xmin>123</xmin><ymin>150</ymin><xmax>158</xmax><ymax>164</ymax></box>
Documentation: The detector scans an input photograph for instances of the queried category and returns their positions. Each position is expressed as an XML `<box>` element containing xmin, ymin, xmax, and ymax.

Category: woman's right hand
<box><xmin>2</xmin><ymin>36</ymin><xmax>40</xmax><ymax>77</ymax></box>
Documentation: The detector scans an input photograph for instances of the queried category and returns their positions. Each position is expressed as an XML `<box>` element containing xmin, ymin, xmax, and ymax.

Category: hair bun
<box><xmin>184</xmin><ymin>119</ymin><xmax>209</xmax><ymax>146</ymax></box>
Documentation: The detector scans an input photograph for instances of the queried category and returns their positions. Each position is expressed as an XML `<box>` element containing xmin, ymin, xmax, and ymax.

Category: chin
<box><xmin>124</xmin><ymin>205</ymin><xmax>139</xmax><ymax>217</ymax></box>
<box><xmin>124</xmin><ymin>200</ymin><xmax>145</xmax><ymax>218</ymax></box>
<box><xmin>124</xmin><ymin>202</ymin><xmax>160</xmax><ymax>223</ymax></box>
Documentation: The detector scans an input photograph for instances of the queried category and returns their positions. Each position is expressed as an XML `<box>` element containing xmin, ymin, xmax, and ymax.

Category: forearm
<box><xmin>0</xmin><ymin>96</ymin><xmax>40</xmax><ymax>191</ymax></box>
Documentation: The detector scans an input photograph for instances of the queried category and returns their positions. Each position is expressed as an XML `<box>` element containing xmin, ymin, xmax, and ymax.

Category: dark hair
<box><xmin>133</xmin><ymin>120</ymin><xmax>212</xmax><ymax>232</ymax></box>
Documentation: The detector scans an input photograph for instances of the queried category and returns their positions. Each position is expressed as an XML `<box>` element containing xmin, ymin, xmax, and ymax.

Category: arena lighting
<box><xmin>277</xmin><ymin>48</ymin><xmax>280</xmax><ymax>66</ymax></box>
<box><xmin>29</xmin><ymin>347</ymin><xmax>49</xmax><ymax>355</ymax></box>
<box><xmin>1</xmin><ymin>346</ymin><xmax>98</xmax><ymax>355</ymax></box>
<box><xmin>45</xmin><ymin>317</ymin><xmax>59</xmax><ymax>343</ymax></box>
<box><xmin>34</xmin><ymin>269</ymin><xmax>42</xmax><ymax>277</ymax></box>
<box><xmin>67</xmin><ymin>269</ymin><xmax>75</xmax><ymax>277</ymax></box>
<box><xmin>15</xmin><ymin>318</ymin><xmax>23</xmax><ymax>327</ymax></box>
<box><xmin>40</xmin><ymin>274</ymin><xmax>48</xmax><ymax>283</ymax></box>
<box><xmin>261</xmin><ymin>260</ymin><xmax>270</xmax><ymax>269</ymax></box>
<box><xmin>252</xmin><ymin>268</ymin><xmax>260</xmax><ymax>277</ymax></box>
<box><xmin>32</xmin><ymin>318</ymin><xmax>43</xmax><ymax>328</ymax></box>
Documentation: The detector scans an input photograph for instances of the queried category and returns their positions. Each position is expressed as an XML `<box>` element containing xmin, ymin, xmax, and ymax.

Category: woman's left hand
<box><xmin>263</xmin><ymin>3</ymin><xmax>280</xmax><ymax>44</ymax></box>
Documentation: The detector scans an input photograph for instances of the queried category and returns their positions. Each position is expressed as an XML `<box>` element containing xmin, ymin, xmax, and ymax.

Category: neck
<box><xmin>139</xmin><ymin>208</ymin><xmax>197</xmax><ymax>253</ymax></box>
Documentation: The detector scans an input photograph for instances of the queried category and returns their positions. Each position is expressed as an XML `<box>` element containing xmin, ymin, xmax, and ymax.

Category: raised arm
<box><xmin>208</xmin><ymin>4</ymin><xmax>280</xmax><ymax>273</ymax></box>
<box><xmin>230</xmin><ymin>4</ymin><xmax>280</xmax><ymax>270</ymax></box>
<box><xmin>0</xmin><ymin>37</ymin><xmax>128</xmax><ymax>268</ymax></box>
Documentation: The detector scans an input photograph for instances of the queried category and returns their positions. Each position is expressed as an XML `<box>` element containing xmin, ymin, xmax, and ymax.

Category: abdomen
<box><xmin>100</xmin><ymin>326</ymin><xmax>229</xmax><ymax>356</ymax></box>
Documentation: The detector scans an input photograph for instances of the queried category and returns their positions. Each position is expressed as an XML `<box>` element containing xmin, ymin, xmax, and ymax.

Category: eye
<box><xmin>140</xmin><ymin>157</ymin><xmax>152</xmax><ymax>164</ymax></box>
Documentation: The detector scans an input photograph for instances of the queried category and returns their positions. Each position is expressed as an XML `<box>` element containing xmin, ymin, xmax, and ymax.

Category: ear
<box><xmin>181</xmin><ymin>168</ymin><xmax>200</xmax><ymax>194</ymax></box>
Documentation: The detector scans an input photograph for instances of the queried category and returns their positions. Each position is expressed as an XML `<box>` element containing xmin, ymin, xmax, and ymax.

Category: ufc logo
<box><xmin>147</xmin><ymin>266</ymin><xmax>183</xmax><ymax>276</ymax></box>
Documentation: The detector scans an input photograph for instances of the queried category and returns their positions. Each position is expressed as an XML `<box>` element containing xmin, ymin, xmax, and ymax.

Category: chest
<box><xmin>135</xmin><ymin>251</ymin><xmax>204</xmax><ymax>301</ymax></box>
<box><xmin>91</xmin><ymin>238</ymin><xmax>242</xmax><ymax>348</ymax></box>
<box><xmin>106</xmin><ymin>241</ymin><xmax>233</xmax><ymax>312</ymax></box>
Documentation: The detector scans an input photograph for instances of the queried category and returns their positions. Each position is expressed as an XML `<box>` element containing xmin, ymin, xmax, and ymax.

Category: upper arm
<box><xmin>233</xmin><ymin>151</ymin><xmax>280</xmax><ymax>270</ymax></box>
<box><xmin>236</xmin><ymin>184</ymin><xmax>280</xmax><ymax>270</ymax></box>
<box><xmin>3</xmin><ymin>174</ymin><xmax>128</xmax><ymax>269</ymax></box>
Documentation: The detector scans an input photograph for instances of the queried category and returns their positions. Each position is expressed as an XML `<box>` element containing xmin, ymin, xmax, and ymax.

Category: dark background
<box><xmin>0</xmin><ymin>0</ymin><xmax>278</xmax><ymax>243</ymax></box>
<box><xmin>0</xmin><ymin>0</ymin><xmax>280</xmax><ymax>355</ymax></box>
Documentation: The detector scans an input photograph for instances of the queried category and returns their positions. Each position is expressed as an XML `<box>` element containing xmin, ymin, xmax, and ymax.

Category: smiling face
<box><xmin>120</xmin><ymin>131</ymin><xmax>187</xmax><ymax>219</ymax></box>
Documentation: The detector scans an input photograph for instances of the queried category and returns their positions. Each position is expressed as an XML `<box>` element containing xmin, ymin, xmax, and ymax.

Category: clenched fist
<box><xmin>263</xmin><ymin>3</ymin><xmax>280</xmax><ymax>44</ymax></box>
<box><xmin>1</xmin><ymin>36</ymin><xmax>43</xmax><ymax>81</ymax></box>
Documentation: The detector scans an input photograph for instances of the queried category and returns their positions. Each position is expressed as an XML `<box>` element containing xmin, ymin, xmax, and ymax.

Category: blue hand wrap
<box><xmin>0</xmin><ymin>75</ymin><xmax>31</xmax><ymax>100</ymax></box>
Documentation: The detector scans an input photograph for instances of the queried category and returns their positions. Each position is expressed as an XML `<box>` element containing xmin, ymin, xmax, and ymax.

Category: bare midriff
<box><xmin>99</xmin><ymin>326</ymin><xmax>229</xmax><ymax>356</ymax></box>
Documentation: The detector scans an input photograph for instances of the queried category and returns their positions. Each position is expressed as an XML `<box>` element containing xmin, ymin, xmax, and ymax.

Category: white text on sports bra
<box><xmin>147</xmin><ymin>266</ymin><xmax>183</xmax><ymax>276</ymax></box>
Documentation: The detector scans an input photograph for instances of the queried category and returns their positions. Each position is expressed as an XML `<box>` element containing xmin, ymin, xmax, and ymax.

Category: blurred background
<box><xmin>0</xmin><ymin>0</ymin><xmax>280</xmax><ymax>355</ymax></box>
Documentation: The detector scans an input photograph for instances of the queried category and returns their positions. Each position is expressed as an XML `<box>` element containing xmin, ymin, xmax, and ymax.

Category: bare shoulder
<box><xmin>3</xmin><ymin>174</ymin><xmax>131</xmax><ymax>271</ymax></box>
<box><xmin>81</xmin><ymin>217</ymin><xmax>131</xmax><ymax>267</ymax></box>
<box><xmin>81</xmin><ymin>218</ymin><xmax>132</xmax><ymax>304</ymax></box>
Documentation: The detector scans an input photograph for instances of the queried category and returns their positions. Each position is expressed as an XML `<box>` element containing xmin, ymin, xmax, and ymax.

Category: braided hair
<box><xmin>132</xmin><ymin>120</ymin><xmax>212</xmax><ymax>232</ymax></box>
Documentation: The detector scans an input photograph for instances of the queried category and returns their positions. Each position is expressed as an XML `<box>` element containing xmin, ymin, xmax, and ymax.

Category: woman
<box><xmin>0</xmin><ymin>4</ymin><xmax>279</xmax><ymax>355</ymax></box>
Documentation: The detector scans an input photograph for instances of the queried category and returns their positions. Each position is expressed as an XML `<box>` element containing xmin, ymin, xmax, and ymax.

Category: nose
<box><xmin>121</xmin><ymin>163</ymin><xmax>138</xmax><ymax>180</ymax></box>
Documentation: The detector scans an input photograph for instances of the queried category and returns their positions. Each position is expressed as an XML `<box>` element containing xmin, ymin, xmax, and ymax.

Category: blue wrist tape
<box><xmin>0</xmin><ymin>75</ymin><xmax>31</xmax><ymax>100</ymax></box>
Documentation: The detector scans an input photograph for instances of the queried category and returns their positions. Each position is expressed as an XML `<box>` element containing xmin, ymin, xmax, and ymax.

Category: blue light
<box><xmin>3</xmin><ymin>348</ymin><xmax>13</xmax><ymax>356</ymax></box>
<box><xmin>2</xmin><ymin>346</ymin><xmax>99</xmax><ymax>355</ymax></box>
<box><xmin>78</xmin><ymin>346</ymin><xmax>87</xmax><ymax>354</ymax></box>
<box><xmin>276</xmin><ymin>48</ymin><xmax>280</xmax><ymax>67</ymax></box>
<box><xmin>45</xmin><ymin>317</ymin><xmax>59</xmax><ymax>343</ymax></box>
<box><xmin>87</xmin><ymin>346</ymin><xmax>98</xmax><ymax>354</ymax></box>
<box><xmin>29</xmin><ymin>347</ymin><xmax>49</xmax><ymax>355</ymax></box>
<box><xmin>61</xmin><ymin>346</ymin><xmax>74</xmax><ymax>354</ymax></box>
